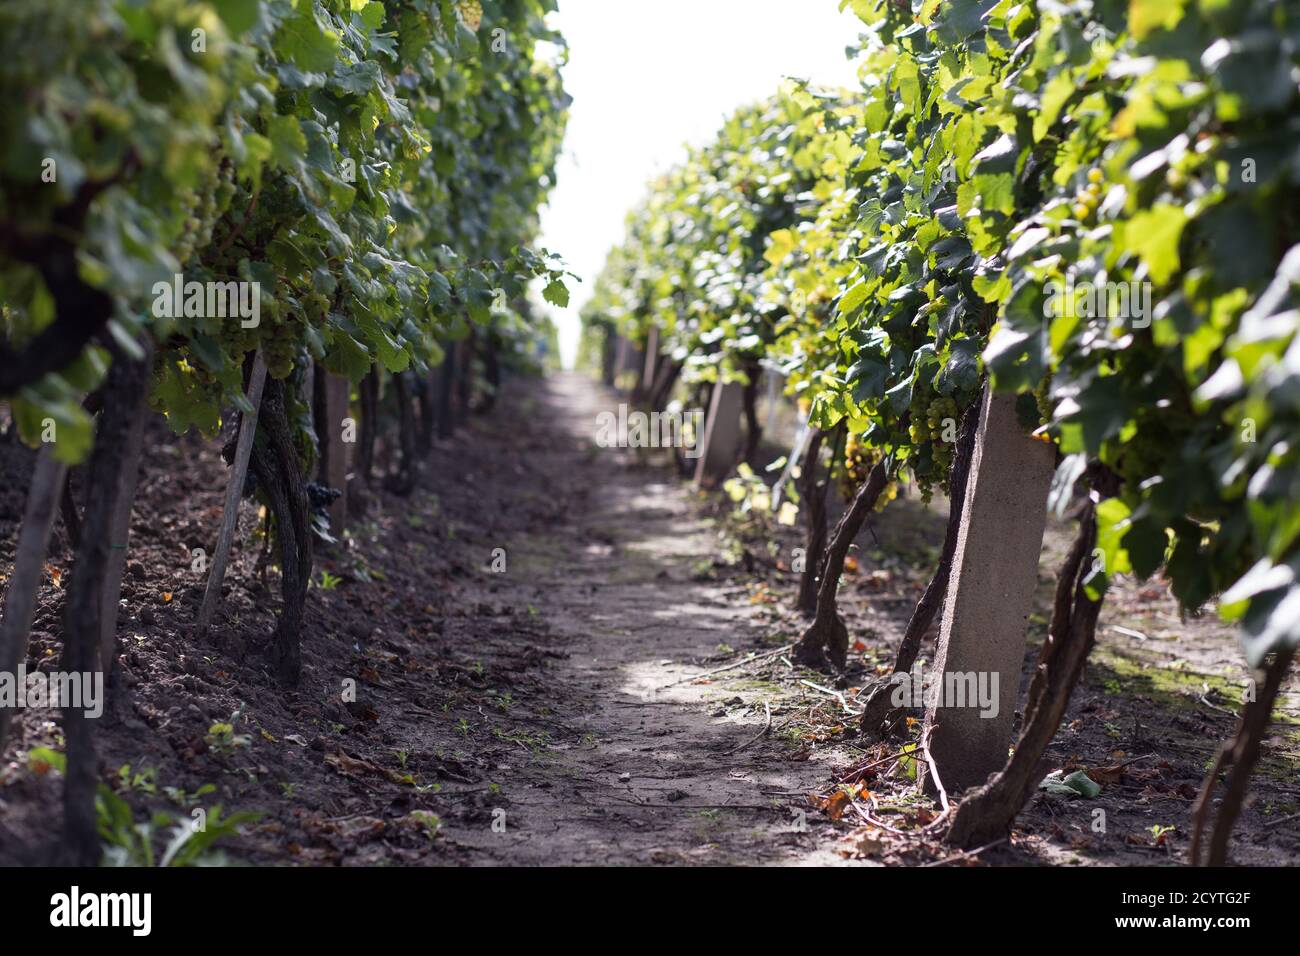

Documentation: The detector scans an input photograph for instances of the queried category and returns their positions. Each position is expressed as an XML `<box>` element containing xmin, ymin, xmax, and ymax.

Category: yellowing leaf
<box><xmin>764</xmin><ymin>228</ymin><xmax>798</xmax><ymax>268</ymax></box>
<box><xmin>1129</xmin><ymin>0</ymin><xmax>1186</xmax><ymax>39</ymax></box>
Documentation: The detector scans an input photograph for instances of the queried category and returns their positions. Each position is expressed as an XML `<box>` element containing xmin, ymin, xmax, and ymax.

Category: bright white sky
<box><xmin>537</xmin><ymin>1</ymin><xmax>864</xmax><ymax>368</ymax></box>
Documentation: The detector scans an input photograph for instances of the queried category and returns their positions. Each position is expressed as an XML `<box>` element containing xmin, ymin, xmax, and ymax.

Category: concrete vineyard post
<box><xmin>922</xmin><ymin>387</ymin><xmax>1055</xmax><ymax>792</ymax></box>
<box><xmin>693</xmin><ymin>380</ymin><xmax>745</xmax><ymax>490</ymax></box>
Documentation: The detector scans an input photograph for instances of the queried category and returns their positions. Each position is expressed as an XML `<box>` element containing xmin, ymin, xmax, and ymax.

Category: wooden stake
<box><xmin>197</xmin><ymin>353</ymin><xmax>268</xmax><ymax>633</ymax></box>
<box><xmin>98</xmin><ymin>403</ymin><xmax>148</xmax><ymax>672</ymax></box>
<box><xmin>323</xmin><ymin>373</ymin><xmax>349</xmax><ymax>535</ymax></box>
<box><xmin>0</xmin><ymin>446</ymin><xmax>68</xmax><ymax>752</ymax></box>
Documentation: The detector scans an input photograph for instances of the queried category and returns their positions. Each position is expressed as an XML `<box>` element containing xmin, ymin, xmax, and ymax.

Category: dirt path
<box><xmin>433</xmin><ymin>373</ymin><xmax>839</xmax><ymax>864</ymax></box>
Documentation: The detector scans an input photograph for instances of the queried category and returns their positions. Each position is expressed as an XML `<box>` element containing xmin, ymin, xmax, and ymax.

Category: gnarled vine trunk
<box><xmin>648</xmin><ymin>357</ymin><xmax>682</xmax><ymax>412</ymax></box>
<box><xmin>62</xmin><ymin>341</ymin><xmax>153</xmax><ymax>865</ymax></box>
<box><xmin>740</xmin><ymin>360</ymin><xmax>762</xmax><ymax>465</ymax></box>
<box><xmin>944</xmin><ymin>501</ymin><xmax>1101</xmax><ymax>848</ymax></box>
<box><xmin>600</xmin><ymin>330</ymin><xmax>618</xmax><ymax>387</ymax></box>
<box><xmin>436</xmin><ymin>342</ymin><xmax>458</xmax><ymax>440</ymax></box>
<box><xmin>792</xmin><ymin>459</ymin><xmax>889</xmax><ymax>671</ymax></box>
<box><xmin>477</xmin><ymin>330</ymin><xmax>502</xmax><ymax>415</ymax></box>
<box><xmin>386</xmin><ymin>371</ymin><xmax>419</xmax><ymax>496</ymax></box>
<box><xmin>416</xmin><ymin>370</ymin><xmax>435</xmax><ymax>455</ymax></box>
<box><xmin>59</xmin><ymin>469</ymin><xmax>81</xmax><ymax>549</ymax></box>
<box><xmin>356</xmin><ymin>367</ymin><xmax>380</xmax><ymax>485</ymax></box>
<box><xmin>859</xmin><ymin>401</ymin><xmax>982</xmax><ymax>736</ymax></box>
<box><xmin>248</xmin><ymin>377</ymin><xmax>314</xmax><ymax>686</ymax></box>
<box><xmin>457</xmin><ymin>328</ymin><xmax>475</xmax><ymax>421</ymax></box>
<box><xmin>1190</xmin><ymin>646</ymin><xmax>1296</xmax><ymax>866</ymax></box>
<box><xmin>796</xmin><ymin>427</ymin><xmax>827</xmax><ymax>618</ymax></box>
<box><xmin>675</xmin><ymin>382</ymin><xmax>712</xmax><ymax>478</ymax></box>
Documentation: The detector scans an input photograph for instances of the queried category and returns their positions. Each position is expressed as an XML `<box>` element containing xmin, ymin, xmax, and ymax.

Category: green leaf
<box><xmin>1123</xmin><ymin>516</ymin><xmax>1169</xmax><ymax>580</ymax></box>
<box><xmin>327</xmin><ymin>334</ymin><xmax>373</xmax><ymax>384</ymax></box>
<box><xmin>1035</xmin><ymin>72</ymin><xmax>1077</xmax><ymax>142</ymax></box>
<box><xmin>277</xmin><ymin>7</ymin><xmax>341</xmax><ymax>73</ymax></box>
<box><xmin>543</xmin><ymin>278</ymin><xmax>569</xmax><ymax>308</ymax></box>
<box><xmin>210</xmin><ymin>0</ymin><xmax>261</xmax><ymax>35</ymax></box>
<box><xmin>1095</xmin><ymin>497</ymin><xmax>1135</xmax><ymax>578</ymax></box>
<box><xmin>13</xmin><ymin>393</ymin><xmax>94</xmax><ymax>464</ymax></box>
<box><xmin>150</xmin><ymin>361</ymin><xmax>221</xmax><ymax>436</ymax></box>
<box><xmin>839</xmin><ymin>280</ymin><xmax>871</xmax><ymax>317</ymax></box>
<box><xmin>937</xmin><ymin>338</ymin><xmax>981</xmax><ymax>393</ymax></box>
<box><xmin>849</xmin><ymin>355</ymin><xmax>888</xmax><ymax>401</ymax></box>
<box><xmin>933</xmin><ymin>0</ymin><xmax>997</xmax><ymax>44</ymax></box>
<box><xmin>1237</xmin><ymin>578</ymin><xmax>1300</xmax><ymax>667</ymax></box>
<box><xmin>27</xmin><ymin>747</ymin><xmax>66</xmax><ymax>775</ymax></box>
<box><xmin>1124</xmin><ymin>204</ymin><xmax>1186</xmax><ymax>285</ymax></box>
<box><xmin>267</xmin><ymin>115</ymin><xmax>307</xmax><ymax>171</ymax></box>
<box><xmin>1039</xmin><ymin>769</ymin><xmax>1102</xmax><ymax>798</ymax></box>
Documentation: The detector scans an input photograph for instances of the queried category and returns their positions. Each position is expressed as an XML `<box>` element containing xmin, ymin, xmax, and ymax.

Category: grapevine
<box><xmin>582</xmin><ymin>0</ymin><xmax>1300</xmax><ymax>859</ymax></box>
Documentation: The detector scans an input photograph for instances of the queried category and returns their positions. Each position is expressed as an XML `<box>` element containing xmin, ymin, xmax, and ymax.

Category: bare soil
<box><xmin>0</xmin><ymin>372</ymin><xmax>1296</xmax><ymax>866</ymax></box>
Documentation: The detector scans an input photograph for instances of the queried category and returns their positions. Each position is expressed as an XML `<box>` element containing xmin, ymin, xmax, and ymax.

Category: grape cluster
<box><xmin>306</xmin><ymin>482</ymin><xmax>342</xmax><ymax>517</ymax></box>
<box><xmin>904</xmin><ymin>391</ymin><xmax>962</xmax><ymax>501</ymax></box>
<box><xmin>303</xmin><ymin>292</ymin><xmax>331</xmax><ymax>322</ymax></box>
<box><xmin>456</xmin><ymin>0</ymin><xmax>484</xmax><ymax>31</ymax></box>
<box><xmin>1071</xmin><ymin>167</ymin><xmax>1104</xmax><ymax>222</ymax></box>
<box><xmin>177</xmin><ymin>160</ymin><xmax>235</xmax><ymax>266</ymax></box>
<box><xmin>909</xmin><ymin>395</ymin><xmax>958</xmax><ymax>445</ymax></box>
<box><xmin>261</xmin><ymin>312</ymin><xmax>307</xmax><ymax>379</ymax></box>
<box><xmin>927</xmin><ymin>396</ymin><xmax>959</xmax><ymax>468</ymax></box>
<box><xmin>842</xmin><ymin>432</ymin><xmax>872</xmax><ymax>492</ymax></box>
<box><xmin>838</xmin><ymin>433</ymin><xmax>898</xmax><ymax>509</ymax></box>
<box><xmin>1033</xmin><ymin>374</ymin><xmax>1054</xmax><ymax>427</ymax></box>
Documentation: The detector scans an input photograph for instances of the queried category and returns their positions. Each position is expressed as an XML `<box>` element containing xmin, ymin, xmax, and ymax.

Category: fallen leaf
<box><xmin>854</xmin><ymin>832</ymin><xmax>887</xmax><ymax>858</ymax></box>
<box><xmin>325</xmin><ymin>750</ymin><xmax>406</xmax><ymax>785</ymax></box>
<box><xmin>326</xmin><ymin>815</ymin><xmax>387</xmax><ymax>841</ymax></box>
<box><xmin>820</xmin><ymin>790</ymin><xmax>851</xmax><ymax>821</ymax></box>
<box><xmin>1086</xmin><ymin>763</ymin><xmax>1128</xmax><ymax>786</ymax></box>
